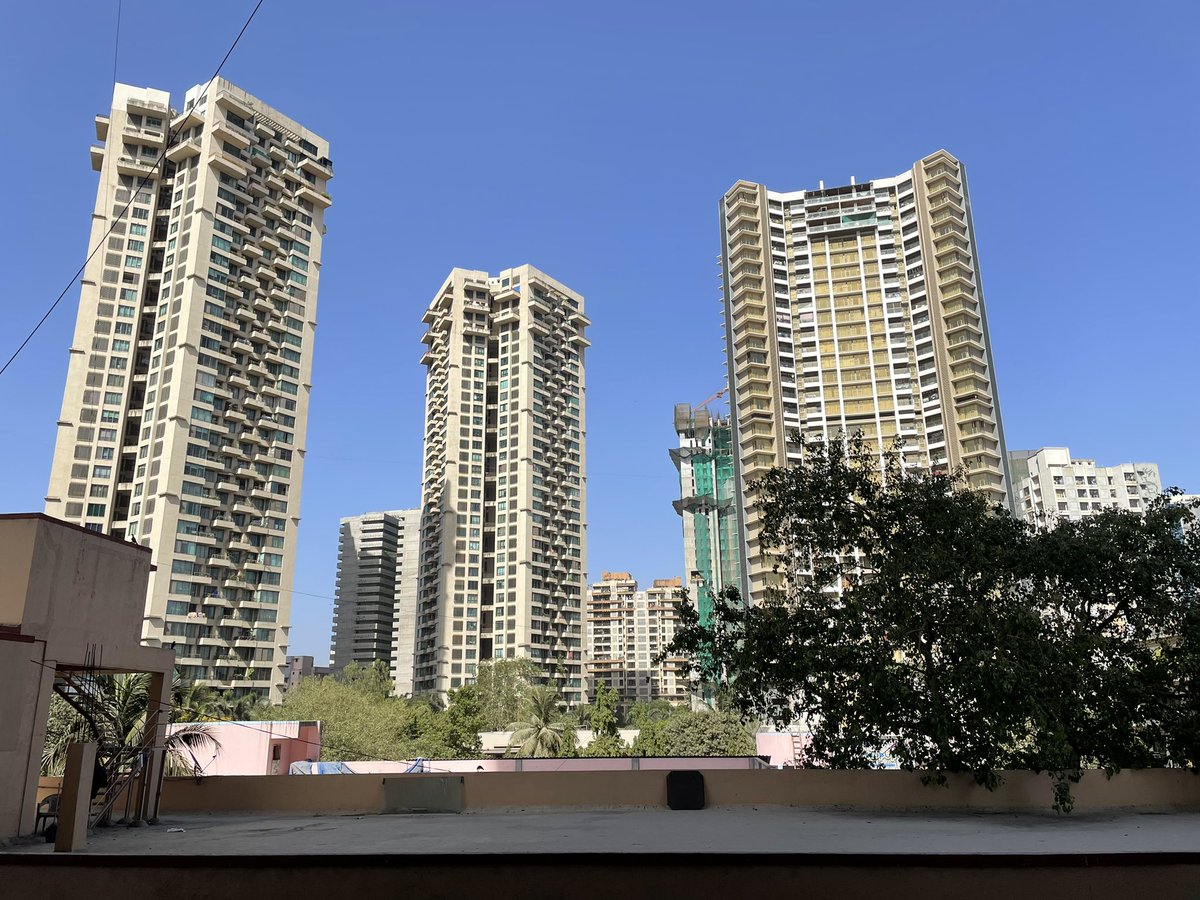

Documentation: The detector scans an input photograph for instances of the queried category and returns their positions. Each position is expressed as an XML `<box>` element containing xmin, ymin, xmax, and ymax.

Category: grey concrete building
<box><xmin>329</xmin><ymin>509</ymin><xmax>420</xmax><ymax>695</ymax></box>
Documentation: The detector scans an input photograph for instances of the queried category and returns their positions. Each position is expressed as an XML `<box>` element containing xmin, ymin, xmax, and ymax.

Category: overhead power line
<box><xmin>0</xmin><ymin>0</ymin><xmax>267</xmax><ymax>379</ymax></box>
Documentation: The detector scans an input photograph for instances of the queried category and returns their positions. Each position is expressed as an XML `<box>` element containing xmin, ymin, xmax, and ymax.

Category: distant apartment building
<box><xmin>44</xmin><ymin>80</ymin><xmax>331</xmax><ymax>700</ymax></box>
<box><xmin>416</xmin><ymin>266</ymin><xmax>589</xmax><ymax>703</ymax></box>
<box><xmin>285</xmin><ymin>655</ymin><xmax>329</xmax><ymax>690</ymax></box>
<box><xmin>1008</xmin><ymin>447</ymin><xmax>1162</xmax><ymax>526</ymax></box>
<box><xmin>720</xmin><ymin>151</ymin><xmax>1010</xmax><ymax>603</ymax></box>
<box><xmin>586</xmin><ymin>573</ymin><xmax>688</xmax><ymax>713</ymax></box>
<box><xmin>671</xmin><ymin>404</ymin><xmax>744</xmax><ymax>620</ymax></box>
<box><xmin>328</xmin><ymin>509</ymin><xmax>421</xmax><ymax>695</ymax></box>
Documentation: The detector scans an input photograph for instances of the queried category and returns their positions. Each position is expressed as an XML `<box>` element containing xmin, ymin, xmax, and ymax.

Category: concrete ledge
<box><xmin>382</xmin><ymin>775</ymin><xmax>464</xmax><ymax>813</ymax></box>
<box><xmin>160</xmin><ymin>769</ymin><xmax>1200</xmax><ymax>816</ymax></box>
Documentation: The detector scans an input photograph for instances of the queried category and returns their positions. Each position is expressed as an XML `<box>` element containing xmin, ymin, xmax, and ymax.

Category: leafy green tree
<box><xmin>258</xmin><ymin>667</ymin><xmax>472</xmax><ymax>761</ymax></box>
<box><xmin>627</xmin><ymin>700</ymin><xmax>679</xmax><ymax>727</ymax></box>
<box><xmin>474</xmin><ymin>657</ymin><xmax>542</xmax><ymax>731</ymax></box>
<box><xmin>569</xmin><ymin>703</ymin><xmax>594</xmax><ymax>729</ymax></box>
<box><xmin>337</xmin><ymin>661</ymin><xmax>396</xmax><ymax>700</ymax></box>
<box><xmin>630</xmin><ymin>710</ymin><xmax>754</xmax><ymax>757</ymax></box>
<box><xmin>507</xmin><ymin>685</ymin><xmax>566</xmax><ymax>758</ymax></box>
<box><xmin>662</xmin><ymin>434</ymin><xmax>1200</xmax><ymax>809</ymax></box>
<box><xmin>1017</xmin><ymin>497</ymin><xmax>1200</xmax><ymax>802</ymax></box>
<box><xmin>581</xmin><ymin>682</ymin><xmax>628</xmax><ymax>756</ymax></box>
<box><xmin>436</xmin><ymin>684</ymin><xmax>484</xmax><ymax>756</ymax></box>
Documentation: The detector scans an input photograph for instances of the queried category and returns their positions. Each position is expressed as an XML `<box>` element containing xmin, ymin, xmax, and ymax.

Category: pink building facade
<box><xmin>167</xmin><ymin>721</ymin><xmax>321</xmax><ymax>776</ymax></box>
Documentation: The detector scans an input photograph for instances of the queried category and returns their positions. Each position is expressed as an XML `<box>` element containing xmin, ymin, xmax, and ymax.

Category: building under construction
<box><xmin>671</xmin><ymin>404</ymin><xmax>745</xmax><ymax>627</ymax></box>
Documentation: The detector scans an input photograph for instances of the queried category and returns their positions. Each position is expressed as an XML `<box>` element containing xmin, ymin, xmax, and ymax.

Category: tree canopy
<box><xmin>630</xmin><ymin>709</ymin><xmax>755</xmax><ymax>758</ymax></box>
<box><xmin>256</xmin><ymin>662</ymin><xmax>481</xmax><ymax>761</ymax></box>
<box><xmin>663</xmin><ymin>434</ymin><xmax>1200</xmax><ymax>809</ymax></box>
<box><xmin>507</xmin><ymin>685</ymin><xmax>567</xmax><ymax>758</ymax></box>
<box><xmin>473</xmin><ymin>657</ymin><xmax>543</xmax><ymax>731</ymax></box>
<box><xmin>582</xmin><ymin>683</ymin><xmax>629</xmax><ymax>757</ymax></box>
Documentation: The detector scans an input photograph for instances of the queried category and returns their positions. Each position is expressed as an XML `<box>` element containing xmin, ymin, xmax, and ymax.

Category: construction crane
<box><xmin>693</xmin><ymin>387</ymin><xmax>728</xmax><ymax>411</ymax></box>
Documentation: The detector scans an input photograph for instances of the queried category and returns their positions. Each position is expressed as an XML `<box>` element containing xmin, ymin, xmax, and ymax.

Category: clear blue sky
<box><xmin>1</xmin><ymin>1</ymin><xmax>1197</xmax><ymax>664</ymax></box>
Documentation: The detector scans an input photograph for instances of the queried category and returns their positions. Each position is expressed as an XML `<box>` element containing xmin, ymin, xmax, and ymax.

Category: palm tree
<box><xmin>212</xmin><ymin>689</ymin><xmax>265</xmax><ymax>721</ymax></box>
<box><xmin>41</xmin><ymin>673</ymin><xmax>221</xmax><ymax>779</ymax></box>
<box><xmin>172</xmin><ymin>680</ymin><xmax>222</xmax><ymax>723</ymax></box>
<box><xmin>507</xmin><ymin>685</ymin><xmax>567</xmax><ymax>757</ymax></box>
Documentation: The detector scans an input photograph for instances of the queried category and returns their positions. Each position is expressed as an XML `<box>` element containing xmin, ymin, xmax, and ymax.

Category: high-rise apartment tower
<box><xmin>45</xmin><ymin>80</ymin><xmax>331</xmax><ymax>700</ymax></box>
<box><xmin>329</xmin><ymin>509</ymin><xmax>421</xmax><ymax>695</ymax></box>
<box><xmin>671</xmin><ymin>404</ymin><xmax>744</xmax><ymax>621</ymax></box>
<box><xmin>720</xmin><ymin>151</ymin><xmax>1009</xmax><ymax>603</ymax></box>
<box><xmin>416</xmin><ymin>266</ymin><xmax>589</xmax><ymax>702</ymax></box>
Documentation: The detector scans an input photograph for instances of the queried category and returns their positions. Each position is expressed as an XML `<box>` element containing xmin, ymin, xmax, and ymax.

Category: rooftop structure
<box><xmin>0</xmin><ymin>513</ymin><xmax>174</xmax><ymax>844</ymax></box>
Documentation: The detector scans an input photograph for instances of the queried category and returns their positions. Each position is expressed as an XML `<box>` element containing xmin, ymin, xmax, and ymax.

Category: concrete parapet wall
<box><xmin>160</xmin><ymin>768</ymin><xmax>1200</xmax><ymax>816</ymax></box>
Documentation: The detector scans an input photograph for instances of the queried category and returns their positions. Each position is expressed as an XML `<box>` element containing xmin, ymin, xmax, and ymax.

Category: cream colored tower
<box><xmin>416</xmin><ymin>266</ymin><xmax>589</xmax><ymax>703</ymax></box>
<box><xmin>45</xmin><ymin>80</ymin><xmax>331</xmax><ymax>701</ymax></box>
<box><xmin>586</xmin><ymin>573</ymin><xmax>688</xmax><ymax>714</ymax></box>
<box><xmin>720</xmin><ymin>151</ymin><xmax>1010</xmax><ymax>604</ymax></box>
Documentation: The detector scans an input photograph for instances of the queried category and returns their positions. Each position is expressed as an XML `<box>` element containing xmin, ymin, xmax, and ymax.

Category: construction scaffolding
<box><xmin>671</xmin><ymin>404</ymin><xmax>743</xmax><ymax>628</ymax></box>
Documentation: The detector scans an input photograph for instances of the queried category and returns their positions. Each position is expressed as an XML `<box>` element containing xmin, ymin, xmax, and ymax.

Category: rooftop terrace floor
<box><xmin>6</xmin><ymin>807</ymin><xmax>1200</xmax><ymax>856</ymax></box>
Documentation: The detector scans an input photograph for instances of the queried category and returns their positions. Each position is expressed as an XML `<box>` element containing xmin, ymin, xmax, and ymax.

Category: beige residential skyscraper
<box><xmin>44</xmin><ymin>80</ymin><xmax>331</xmax><ymax>701</ymax></box>
<box><xmin>721</xmin><ymin>151</ymin><xmax>1009</xmax><ymax>603</ymax></box>
<box><xmin>586</xmin><ymin>573</ymin><xmax>688</xmax><ymax>715</ymax></box>
<box><xmin>416</xmin><ymin>266</ymin><xmax>589</xmax><ymax>703</ymax></box>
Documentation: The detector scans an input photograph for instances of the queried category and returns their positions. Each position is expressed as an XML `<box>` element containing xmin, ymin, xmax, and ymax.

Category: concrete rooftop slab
<box><xmin>6</xmin><ymin>807</ymin><xmax>1200</xmax><ymax>857</ymax></box>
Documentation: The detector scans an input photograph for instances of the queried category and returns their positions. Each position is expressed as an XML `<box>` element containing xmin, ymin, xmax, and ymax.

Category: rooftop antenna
<box><xmin>819</xmin><ymin>180</ymin><xmax>825</xmax><ymax>190</ymax></box>
<box><xmin>850</xmin><ymin>176</ymin><xmax>856</xmax><ymax>185</ymax></box>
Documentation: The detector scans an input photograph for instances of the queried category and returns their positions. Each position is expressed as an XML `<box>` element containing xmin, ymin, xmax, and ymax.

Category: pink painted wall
<box><xmin>754</xmin><ymin>732</ymin><xmax>808</xmax><ymax>767</ymax></box>
<box><xmin>167</xmin><ymin>721</ymin><xmax>321</xmax><ymax>776</ymax></box>
<box><xmin>290</xmin><ymin>757</ymin><xmax>768</xmax><ymax>775</ymax></box>
<box><xmin>170</xmin><ymin>720</ymin><xmax>804</xmax><ymax>776</ymax></box>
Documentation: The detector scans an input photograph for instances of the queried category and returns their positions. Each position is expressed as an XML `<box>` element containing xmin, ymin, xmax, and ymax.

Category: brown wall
<box><xmin>160</xmin><ymin>768</ymin><xmax>1200</xmax><ymax>816</ymax></box>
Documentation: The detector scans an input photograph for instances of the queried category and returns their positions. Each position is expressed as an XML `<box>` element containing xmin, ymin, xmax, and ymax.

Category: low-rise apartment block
<box><xmin>1008</xmin><ymin>447</ymin><xmax>1161</xmax><ymax>526</ymax></box>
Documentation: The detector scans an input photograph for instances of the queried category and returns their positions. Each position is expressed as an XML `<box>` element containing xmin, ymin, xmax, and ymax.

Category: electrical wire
<box><xmin>0</xmin><ymin>0</ymin><xmax>267</xmax><ymax>379</ymax></box>
<box><xmin>112</xmin><ymin>0</ymin><xmax>122</xmax><ymax>86</ymax></box>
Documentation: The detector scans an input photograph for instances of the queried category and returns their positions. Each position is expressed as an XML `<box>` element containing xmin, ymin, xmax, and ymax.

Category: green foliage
<box><xmin>41</xmin><ymin>673</ymin><xmax>220</xmax><ymax>778</ymax></box>
<box><xmin>257</xmin><ymin>665</ymin><xmax>479</xmax><ymax>761</ymax></box>
<box><xmin>338</xmin><ymin>661</ymin><xmax>396</xmax><ymax>700</ymax></box>
<box><xmin>627</xmin><ymin>700</ymin><xmax>680</xmax><ymax>728</ymax></box>
<box><xmin>474</xmin><ymin>657</ymin><xmax>542</xmax><ymax>731</ymax></box>
<box><xmin>629</xmin><ymin>710</ymin><xmax>755</xmax><ymax>757</ymax></box>
<box><xmin>578</xmin><ymin>683</ymin><xmax>629</xmax><ymax>755</ymax></box>
<box><xmin>583</xmin><ymin>733</ymin><xmax>630</xmax><ymax>757</ymax></box>
<box><xmin>439</xmin><ymin>685</ymin><xmax>484</xmax><ymax>756</ymax></box>
<box><xmin>662</xmin><ymin>434</ymin><xmax>1200</xmax><ymax>810</ymax></box>
<box><xmin>589</xmin><ymin>683</ymin><xmax>622</xmax><ymax>737</ymax></box>
<box><xmin>507</xmin><ymin>685</ymin><xmax>567</xmax><ymax>758</ymax></box>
